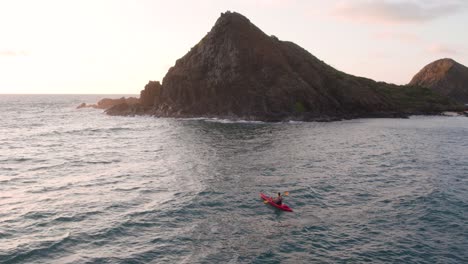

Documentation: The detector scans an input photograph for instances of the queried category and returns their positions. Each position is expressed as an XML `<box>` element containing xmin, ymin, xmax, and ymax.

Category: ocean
<box><xmin>0</xmin><ymin>95</ymin><xmax>467</xmax><ymax>263</ymax></box>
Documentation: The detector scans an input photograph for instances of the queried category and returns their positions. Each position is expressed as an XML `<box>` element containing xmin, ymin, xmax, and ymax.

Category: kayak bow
<box><xmin>260</xmin><ymin>193</ymin><xmax>293</xmax><ymax>212</ymax></box>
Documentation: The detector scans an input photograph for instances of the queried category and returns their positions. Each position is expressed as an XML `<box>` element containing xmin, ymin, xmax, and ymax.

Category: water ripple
<box><xmin>0</xmin><ymin>96</ymin><xmax>467</xmax><ymax>263</ymax></box>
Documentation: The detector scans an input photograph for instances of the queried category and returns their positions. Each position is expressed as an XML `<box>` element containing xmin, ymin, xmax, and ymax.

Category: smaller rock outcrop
<box><xmin>410</xmin><ymin>58</ymin><xmax>468</xmax><ymax>104</ymax></box>
<box><xmin>105</xmin><ymin>102</ymin><xmax>145</xmax><ymax>116</ymax></box>
<box><xmin>96</xmin><ymin>97</ymin><xmax>139</xmax><ymax>109</ymax></box>
<box><xmin>76</xmin><ymin>102</ymin><xmax>87</xmax><ymax>109</ymax></box>
<box><xmin>140</xmin><ymin>81</ymin><xmax>161</xmax><ymax>107</ymax></box>
<box><xmin>77</xmin><ymin>97</ymin><xmax>139</xmax><ymax>110</ymax></box>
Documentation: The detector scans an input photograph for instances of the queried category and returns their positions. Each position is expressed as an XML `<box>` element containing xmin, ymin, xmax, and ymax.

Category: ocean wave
<box><xmin>0</xmin><ymin>157</ymin><xmax>34</xmax><ymax>163</ymax></box>
<box><xmin>1</xmin><ymin>232</ymin><xmax>71</xmax><ymax>263</ymax></box>
<box><xmin>172</xmin><ymin>115</ymin><xmax>270</xmax><ymax>124</ymax></box>
<box><xmin>83</xmin><ymin>160</ymin><xmax>121</xmax><ymax>165</ymax></box>
<box><xmin>26</xmin><ymin>184</ymin><xmax>71</xmax><ymax>194</ymax></box>
<box><xmin>23</xmin><ymin>211</ymin><xmax>56</xmax><ymax>220</ymax></box>
<box><xmin>203</xmin><ymin>118</ymin><xmax>266</xmax><ymax>124</ymax></box>
<box><xmin>178</xmin><ymin>117</ymin><xmax>210</xmax><ymax>121</ymax></box>
<box><xmin>112</xmin><ymin>186</ymin><xmax>141</xmax><ymax>192</ymax></box>
<box><xmin>63</xmin><ymin>159</ymin><xmax>122</xmax><ymax>168</ymax></box>
<box><xmin>28</xmin><ymin>163</ymin><xmax>66</xmax><ymax>171</ymax></box>
<box><xmin>0</xmin><ymin>231</ymin><xmax>13</xmax><ymax>239</ymax></box>
<box><xmin>53</xmin><ymin>212</ymin><xmax>98</xmax><ymax>223</ymax></box>
<box><xmin>33</xmin><ymin>127</ymin><xmax>135</xmax><ymax>138</ymax></box>
<box><xmin>79</xmin><ymin>179</ymin><xmax>122</xmax><ymax>188</ymax></box>
<box><xmin>286</xmin><ymin>120</ymin><xmax>306</xmax><ymax>124</ymax></box>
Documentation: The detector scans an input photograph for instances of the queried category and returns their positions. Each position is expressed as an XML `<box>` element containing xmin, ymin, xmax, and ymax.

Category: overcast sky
<box><xmin>1</xmin><ymin>0</ymin><xmax>467</xmax><ymax>94</ymax></box>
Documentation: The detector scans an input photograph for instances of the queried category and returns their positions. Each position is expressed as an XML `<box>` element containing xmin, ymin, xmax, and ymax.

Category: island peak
<box><xmin>410</xmin><ymin>58</ymin><xmax>468</xmax><ymax>104</ymax></box>
<box><xmin>106</xmin><ymin>12</ymin><xmax>463</xmax><ymax>120</ymax></box>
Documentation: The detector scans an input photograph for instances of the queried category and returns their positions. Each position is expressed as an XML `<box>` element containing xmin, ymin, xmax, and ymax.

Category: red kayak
<box><xmin>260</xmin><ymin>193</ymin><xmax>293</xmax><ymax>212</ymax></box>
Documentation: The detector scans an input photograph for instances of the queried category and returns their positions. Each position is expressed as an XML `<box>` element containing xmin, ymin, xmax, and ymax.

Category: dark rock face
<box><xmin>140</xmin><ymin>81</ymin><xmax>161</xmax><ymax>107</ymax></box>
<box><xmin>105</xmin><ymin>11</ymin><xmax>462</xmax><ymax>120</ymax></box>
<box><xmin>105</xmin><ymin>103</ymin><xmax>145</xmax><ymax>116</ymax></box>
<box><xmin>409</xmin><ymin>58</ymin><xmax>468</xmax><ymax>104</ymax></box>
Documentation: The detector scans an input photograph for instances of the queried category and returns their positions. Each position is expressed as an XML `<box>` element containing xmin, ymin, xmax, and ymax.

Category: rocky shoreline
<box><xmin>102</xmin><ymin>103</ymin><xmax>468</xmax><ymax>122</ymax></box>
<box><xmin>78</xmin><ymin>96</ymin><xmax>467</xmax><ymax>122</ymax></box>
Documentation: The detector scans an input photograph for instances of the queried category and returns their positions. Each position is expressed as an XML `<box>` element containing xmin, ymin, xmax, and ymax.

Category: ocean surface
<box><xmin>0</xmin><ymin>94</ymin><xmax>467</xmax><ymax>264</ymax></box>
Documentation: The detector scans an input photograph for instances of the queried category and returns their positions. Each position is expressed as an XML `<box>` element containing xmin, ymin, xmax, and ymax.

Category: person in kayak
<box><xmin>273</xmin><ymin>192</ymin><xmax>283</xmax><ymax>205</ymax></box>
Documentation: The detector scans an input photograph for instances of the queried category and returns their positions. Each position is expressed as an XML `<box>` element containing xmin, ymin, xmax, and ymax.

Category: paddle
<box><xmin>263</xmin><ymin>192</ymin><xmax>289</xmax><ymax>203</ymax></box>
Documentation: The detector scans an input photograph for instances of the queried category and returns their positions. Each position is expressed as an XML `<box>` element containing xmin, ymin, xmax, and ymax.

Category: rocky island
<box><xmin>410</xmin><ymin>58</ymin><xmax>468</xmax><ymax>104</ymax></box>
<box><xmin>92</xmin><ymin>11</ymin><xmax>464</xmax><ymax>121</ymax></box>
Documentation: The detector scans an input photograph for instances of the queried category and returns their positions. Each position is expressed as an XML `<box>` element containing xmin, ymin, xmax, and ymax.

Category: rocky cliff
<box><xmin>110</xmin><ymin>11</ymin><xmax>462</xmax><ymax>120</ymax></box>
<box><xmin>409</xmin><ymin>58</ymin><xmax>468</xmax><ymax>104</ymax></box>
<box><xmin>140</xmin><ymin>81</ymin><xmax>161</xmax><ymax>108</ymax></box>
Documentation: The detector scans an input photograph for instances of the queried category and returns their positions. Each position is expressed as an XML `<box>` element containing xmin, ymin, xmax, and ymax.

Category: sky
<box><xmin>1</xmin><ymin>0</ymin><xmax>467</xmax><ymax>94</ymax></box>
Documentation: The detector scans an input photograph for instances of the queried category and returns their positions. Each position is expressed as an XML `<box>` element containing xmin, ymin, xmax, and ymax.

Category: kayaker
<box><xmin>273</xmin><ymin>192</ymin><xmax>283</xmax><ymax>205</ymax></box>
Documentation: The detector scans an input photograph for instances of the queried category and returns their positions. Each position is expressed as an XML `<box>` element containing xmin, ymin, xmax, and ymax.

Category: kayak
<box><xmin>260</xmin><ymin>193</ymin><xmax>293</xmax><ymax>212</ymax></box>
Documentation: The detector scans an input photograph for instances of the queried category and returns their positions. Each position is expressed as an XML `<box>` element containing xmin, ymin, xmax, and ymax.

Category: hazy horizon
<box><xmin>1</xmin><ymin>0</ymin><xmax>467</xmax><ymax>94</ymax></box>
